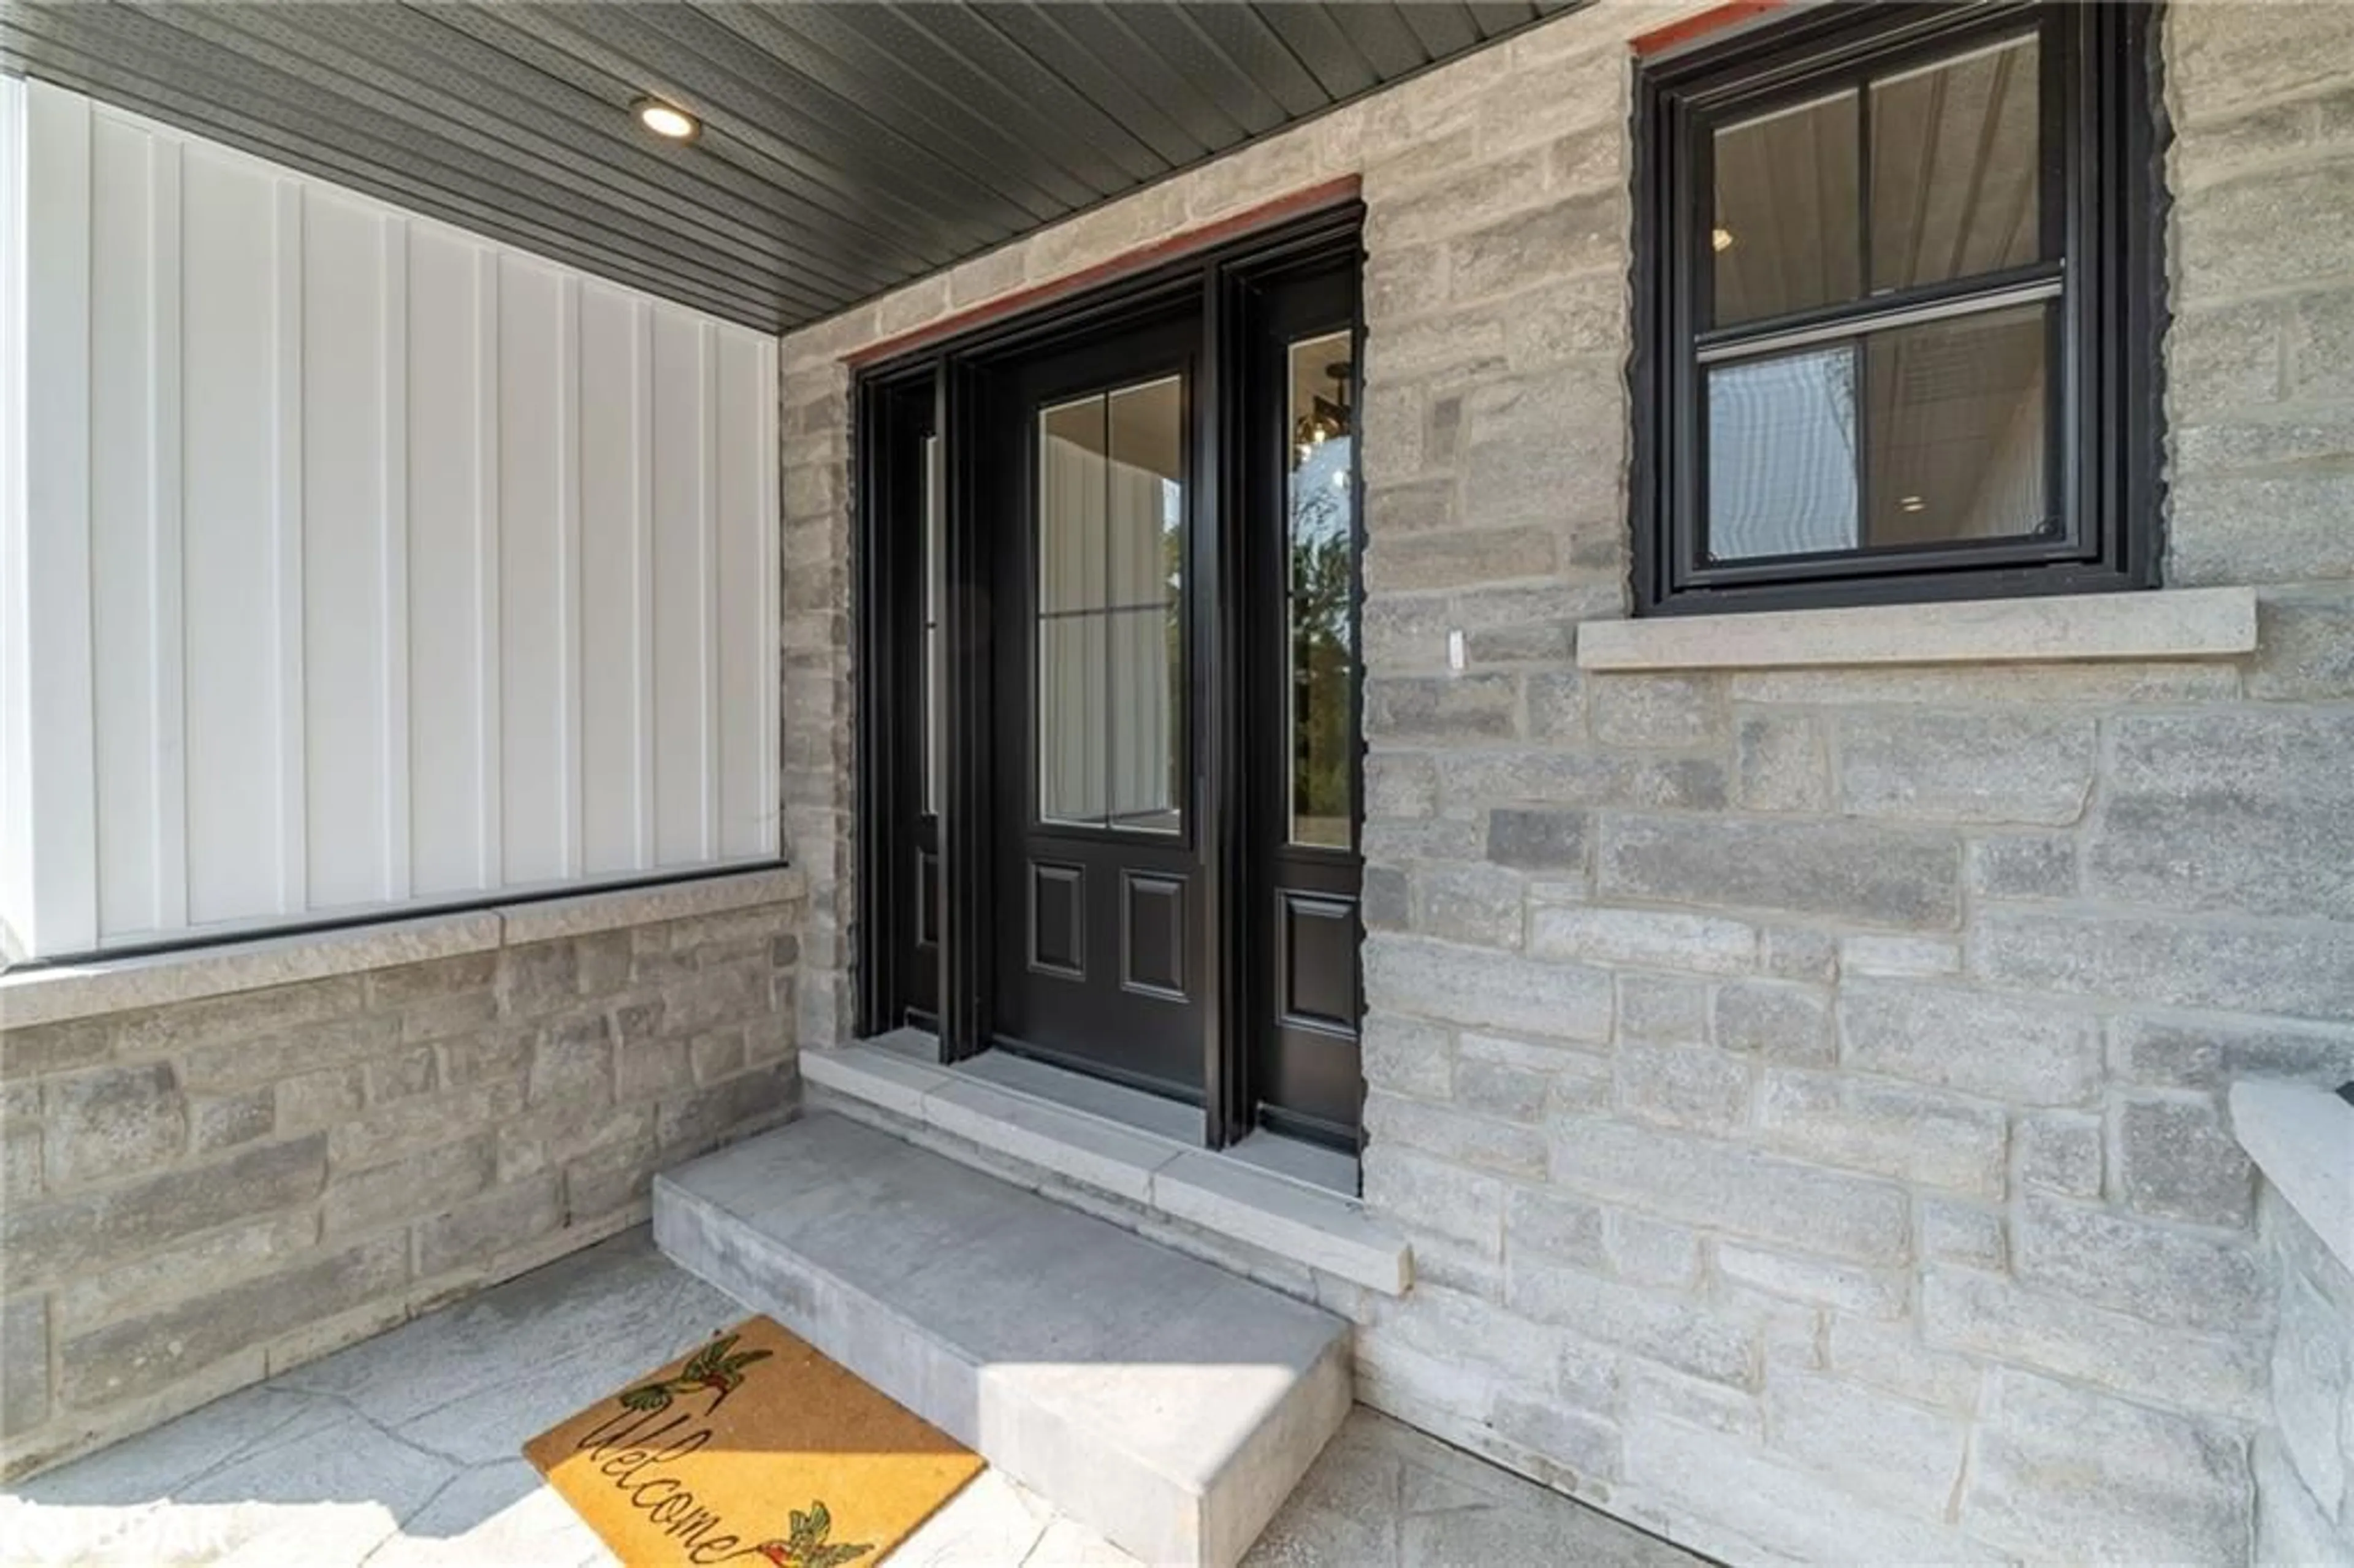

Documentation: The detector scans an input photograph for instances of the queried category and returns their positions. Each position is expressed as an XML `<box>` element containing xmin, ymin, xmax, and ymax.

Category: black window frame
<box><xmin>1630</xmin><ymin>0</ymin><xmax>2165</xmax><ymax>617</ymax></box>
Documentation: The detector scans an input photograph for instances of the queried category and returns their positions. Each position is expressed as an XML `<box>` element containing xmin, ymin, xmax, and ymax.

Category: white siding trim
<box><xmin>379</xmin><ymin>211</ymin><xmax>411</xmax><ymax>904</ymax></box>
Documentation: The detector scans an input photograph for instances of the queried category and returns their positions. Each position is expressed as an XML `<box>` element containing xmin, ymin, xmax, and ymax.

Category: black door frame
<box><xmin>853</xmin><ymin>197</ymin><xmax>1366</xmax><ymax>1150</ymax></box>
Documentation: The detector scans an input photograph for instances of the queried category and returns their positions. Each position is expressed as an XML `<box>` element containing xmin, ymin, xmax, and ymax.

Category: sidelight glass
<box><xmin>921</xmin><ymin>433</ymin><xmax>942</xmax><ymax>817</ymax></box>
<box><xmin>1036</xmin><ymin>375</ymin><xmax>1184</xmax><ymax>834</ymax></box>
<box><xmin>1287</xmin><ymin>330</ymin><xmax>1355</xmax><ymax>850</ymax></box>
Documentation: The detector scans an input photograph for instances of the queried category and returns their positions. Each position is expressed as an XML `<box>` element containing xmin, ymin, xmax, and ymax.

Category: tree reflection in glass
<box><xmin>1287</xmin><ymin>332</ymin><xmax>1354</xmax><ymax>850</ymax></box>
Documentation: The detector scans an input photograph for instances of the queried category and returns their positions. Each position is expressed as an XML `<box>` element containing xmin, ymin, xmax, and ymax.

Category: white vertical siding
<box><xmin>1</xmin><ymin>83</ymin><xmax>781</xmax><ymax>958</ymax></box>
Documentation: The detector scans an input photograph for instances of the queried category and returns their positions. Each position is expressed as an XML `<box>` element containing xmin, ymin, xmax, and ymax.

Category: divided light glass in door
<box><xmin>1036</xmin><ymin>376</ymin><xmax>1186</xmax><ymax>835</ymax></box>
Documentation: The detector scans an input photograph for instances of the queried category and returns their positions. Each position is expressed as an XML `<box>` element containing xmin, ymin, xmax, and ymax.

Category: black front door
<box><xmin>983</xmin><ymin>308</ymin><xmax>1208</xmax><ymax>1098</ymax></box>
<box><xmin>859</xmin><ymin>205</ymin><xmax>1368</xmax><ymax>1151</ymax></box>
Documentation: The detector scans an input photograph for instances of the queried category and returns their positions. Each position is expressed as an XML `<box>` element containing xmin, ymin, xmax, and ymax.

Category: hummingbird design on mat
<box><xmin>615</xmin><ymin>1331</ymin><xmax>774</xmax><ymax>1415</ymax></box>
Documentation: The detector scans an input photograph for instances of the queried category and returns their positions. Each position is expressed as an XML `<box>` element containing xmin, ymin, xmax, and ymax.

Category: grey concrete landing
<box><xmin>652</xmin><ymin>1113</ymin><xmax>1354</xmax><ymax>1568</ymax></box>
<box><xmin>0</xmin><ymin>1227</ymin><xmax>1704</xmax><ymax>1567</ymax></box>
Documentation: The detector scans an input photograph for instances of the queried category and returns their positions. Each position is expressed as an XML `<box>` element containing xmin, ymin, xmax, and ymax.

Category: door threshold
<box><xmin>812</xmin><ymin>1031</ymin><xmax>1406</xmax><ymax>1295</ymax></box>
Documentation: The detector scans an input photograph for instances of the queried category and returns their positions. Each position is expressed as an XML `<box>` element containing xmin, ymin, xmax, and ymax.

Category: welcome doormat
<box><xmin>524</xmin><ymin>1315</ymin><xmax>985</xmax><ymax>1568</ymax></box>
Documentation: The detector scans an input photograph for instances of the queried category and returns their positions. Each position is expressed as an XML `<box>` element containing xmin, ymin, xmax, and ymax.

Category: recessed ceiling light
<box><xmin>1899</xmin><ymin>494</ymin><xmax>1927</xmax><ymax>513</ymax></box>
<box><xmin>634</xmin><ymin>98</ymin><xmax>699</xmax><ymax>142</ymax></box>
<box><xmin>1711</xmin><ymin>227</ymin><xmax>1735</xmax><ymax>253</ymax></box>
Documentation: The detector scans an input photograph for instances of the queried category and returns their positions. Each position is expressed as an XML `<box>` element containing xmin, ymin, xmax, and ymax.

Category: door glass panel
<box><xmin>1712</xmin><ymin>89</ymin><xmax>1861</xmax><ymax>327</ymax></box>
<box><xmin>1287</xmin><ymin>331</ymin><xmax>1354</xmax><ymax>850</ymax></box>
<box><xmin>1870</xmin><ymin>34</ymin><xmax>2042</xmax><ymax>293</ymax></box>
<box><xmin>1037</xmin><ymin>375</ymin><xmax>1184</xmax><ymax>833</ymax></box>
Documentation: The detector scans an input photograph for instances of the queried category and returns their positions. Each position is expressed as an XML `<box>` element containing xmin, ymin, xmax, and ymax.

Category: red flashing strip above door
<box><xmin>1631</xmin><ymin>1</ymin><xmax>1786</xmax><ymax>58</ymax></box>
<box><xmin>845</xmin><ymin>176</ymin><xmax>1362</xmax><ymax>369</ymax></box>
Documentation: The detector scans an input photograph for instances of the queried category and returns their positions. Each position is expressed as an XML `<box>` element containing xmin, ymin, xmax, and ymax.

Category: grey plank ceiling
<box><xmin>2</xmin><ymin>1</ymin><xmax>1581</xmax><ymax>333</ymax></box>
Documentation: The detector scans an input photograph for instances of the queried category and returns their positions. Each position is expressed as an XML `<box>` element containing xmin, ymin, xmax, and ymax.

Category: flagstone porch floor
<box><xmin>0</xmin><ymin>1228</ymin><xmax>1704</xmax><ymax>1567</ymax></box>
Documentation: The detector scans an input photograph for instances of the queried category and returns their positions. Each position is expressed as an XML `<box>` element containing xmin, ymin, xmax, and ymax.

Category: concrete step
<box><xmin>652</xmin><ymin>1112</ymin><xmax>1354</xmax><ymax>1568</ymax></box>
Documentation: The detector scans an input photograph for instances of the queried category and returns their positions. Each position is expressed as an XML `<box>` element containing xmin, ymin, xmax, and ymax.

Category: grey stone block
<box><xmin>1451</xmin><ymin>1057</ymin><xmax>1548</xmax><ymax>1122</ymax></box>
<box><xmin>1</xmin><ymin>1018</ymin><xmax>113</xmax><ymax>1078</ymax></box>
<box><xmin>1965</xmin><ymin>1371</ymin><xmax>2251</xmax><ymax>1566</ymax></box>
<box><xmin>2288</xmin><ymin>284</ymin><xmax>2354</xmax><ymax>402</ymax></box>
<box><xmin>1921</xmin><ymin>1264</ymin><xmax>2266</xmax><ymax>1422</ymax></box>
<box><xmin>1365</xmin><ymin>674</ymin><xmax>1518</xmax><ymax>742</ymax></box>
<box><xmin>1588</xmin><ymin>674</ymin><xmax>1724</xmax><ymax>749</ymax></box>
<box><xmin>1530</xmin><ymin>905</ymin><xmax>1757</xmax><ymax>975</ymax></box>
<box><xmin>1485</xmin><ymin>808</ymin><xmax>1587</xmax><ymax>872</ymax></box>
<box><xmin>1360</xmin><ymin>1144</ymin><xmax>1502</xmax><ymax>1257</ymax></box>
<box><xmin>275</xmin><ymin>1065</ymin><xmax>367</xmax><ymax>1131</ymax></box>
<box><xmin>1359</xmin><ymin>1016</ymin><xmax>1453</xmax><ymax>1102</ymax></box>
<box><xmin>327</xmin><ymin>1079</ymin><xmax>524</xmax><ymax>1170</ymax></box>
<box><xmin>1416</xmin><ymin>862</ymin><xmax>1526</xmax><ymax>950</ymax></box>
<box><xmin>2119</xmin><ymin>1098</ymin><xmax>2255</xmax><ymax>1227</ymax></box>
<box><xmin>1824</xmin><ymin>1315</ymin><xmax>1982</xmax><ymax>1414</ymax></box>
<box><xmin>56</xmin><ymin>1211</ymin><xmax>317</xmax><ymax>1328</ymax></box>
<box><xmin>1364</xmin><ymin>1091</ymin><xmax>1547</xmax><ymax>1180</ymax></box>
<box><xmin>1764</xmin><ymin>1366</ymin><xmax>1969</xmax><ymax>1520</ymax></box>
<box><xmin>1837</xmin><ymin>712</ymin><xmax>2096</xmax><ymax>826</ymax></box>
<box><xmin>1615</xmin><ymin>1042</ymin><xmax>1748</xmax><ymax>1136</ymax></box>
<box><xmin>614</xmin><ymin>1035</ymin><xmax>695</xmax><ymax>1102</ymax></box>
<box><xmin>1362</xmin><ymin>866</ymin><xmax>1410</xmax><ymax>932</ymax></box>
<box><xmin>188</xmin><ymin>1090</ymin><xmax>274</xmax><ymax>1155</ymax></box>
<box><xmin>1967</xmin><ymin>835</ymin><xmax>2076</xmax><ymax>900</ymax></box>
<box><xmin>1446</xmin><ymin>189</ymin><xmax>1621</xmax><ymax>303</ymax></box>
<box><xmin>1711</xmin><ymin>981</ymin><xmax>1830</xmax><ymax>1064</ymax></box>
<box><xmin>2012</xmin><ymin>1191</ymin><xmax>2269</xmax><ymax>1333</ymax></box>
<box><xmin>654</xmin><ymin>1114</ymin><xmax>1350</xmax><ymax>1568</ymax></box>
<box><xmin>115</xmin><ymin>976</ymin><xmax>365</xmax><ymax>1059</ymax></box>
<box><xmin>2177</xmin><ymin>162</ymin><xmax>2354</xmax><ymax>302</ymax></box>
<box><xmin>526</xmin><ymin>1015</ymin><xmax>612</xmax><ymax>1109</ymax></box>
<box><xmin>563</xmin><ymin>1127</ymin><xmax>663</xmax><ymax>1220</ymax></box>
<box><xmin>1438</xmin><ymin>750</ymin><xmax>1726</xmax><ymax>813</ymax></box>
<box><xmin>2</xmin><ymin>1295</ymin><xmax>47</xmax><ymax>1436</ymax></box>
<box><xmin>1547</xmin><ymin>1116</ymin><xmax>1908</xmax><ymax>1264</ymax></box>
<box><xmin>181</xmin><ymin>1013</ymin><xmax>401</xmax><ymax>1093</ymax></box>
<box><xmin>1506</xmin><ymin>1258</ymin><xmax>1753</xmax><ymax>1386</ymax></box>
<box><xmin>2089</xmin><ymin>710</ymin><xmax>2354</xmax><ymax>921</ymax></box>
<box><xmin>1525</xmin><ymin>669</ymin><xmax>1588</xmax><ymax>740</ymax></box>
<box><xmin>2272</xmin><ymin>1260</ymin><xmax>2350</xmax><ymax>1519</ymax></box>
<box><xmin>1608</xmin><ymin>1214</ymin><xmax>1700</xmax><ymax>1289</ymax></box>
<box><xmin>1599</xmin><ymin>816</ymin><xmax>1960</xmax><ymax>930</ymax></box>
<box><xmin>1618</xmin><ymin>973</ymin><xmax>1708</xmax><ymax>1044</ymax></box>
<box><xmin>324</xmin><ymin>1132</ymin><xmax>497</xmax><ymax>1238</ymax></box>
<box><xmin>655</xmin><ymin>1063</ymin><xmax>794</xmax><ymax>1152</ymax></box>
<box><xmin>2251</xmin><ymin>587</ymin><xmax>2354</xmax><ymax>701</ymax></box>
<box><xmin>2169</xmin><ymin>297</ymin><xmax>2285</xmax><ymax>411</ymax></box>
<box><xmin>2111</xmin><ymin>1014</ymin><xmax>2354</xmax><ymax>1093</ymax></box>
<box><xmin>2</xmin><ymin>1135</ymin><xmax>327</xmax><ymax>1286</ymax></box>
<box><xmin>1756</xmin><ymin>1070</ymin><xmax>2006</xmax><ymax>1198</ymax></box>
<box><xmin>1838</xmin><ymin>981</ymin><xmax>2100</xmax><ymax>1106</ymax></box>
<box><xmin>58</xmin><ymin>1235</ymin><xmax>408</xmax><ymax>1412</ymax></box>
<box><xmin>1971</xmin><ymin>907</ymin><xmax>2354</xmax><ymax>1021</ymax></box>
<box><xmin>414</xmin><ymin>1174</ymin><xmax>565</xmax><ymax>1279</ymax></box>
<box><xmin>363</xmin><ymin>951</ymin><xmax>497</xmax><ymax>1010</ymax></box>
<box><xmin>1733</xmin><ymin>714</ymin><xmax>1829</xmax><ymax>813</ymax></box>
<box><xmin>1918</xmin><ymin>1198</ymin><xmax>2007</xmax><ymax>1269</ymax></box>
<box><xmin>2016</xmin><ymin>1110</ymin><xmax>2103</xmax><ymax>1199</ymax></box>
<box><xmin>41</xmin><ymin>1063</ymin><xmax>186</xmax><ymax>1187</ymax></box>
<box><xmin>1487</xmin><ymin>1391</ymin><xmax>1619</xmax><ymax>1484</ymax></box>
<box><xmin>1363</xmin><ymin>935</ymin><xmax>1612</xmax><ymax>1041</ymax></box>
<box><xmin>1505</xmin><ymin>1187</ymin><xmax>1605</xmax><ymax>1268</ymax></box>
<box><xmin>1366</xmin><ymin>525</ymin><xmax>1557</xmax><ymax>591</ymax></box>
<box><xmin>1620</xmin><ymin>1409</ymin><xmax>1995</xmax><ymax>1567</ymax></box>
<box><xmin>2254</xmin><ymin>1433</ymin><xmax>2353</xmax><ymax>1568</ymax></box>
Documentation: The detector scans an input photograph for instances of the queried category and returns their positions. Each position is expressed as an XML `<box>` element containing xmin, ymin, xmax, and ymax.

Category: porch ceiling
<box><xmin>2</xmin><ymin>1</ymin><xmax>1580</xmax><ymax>333</ymax></box>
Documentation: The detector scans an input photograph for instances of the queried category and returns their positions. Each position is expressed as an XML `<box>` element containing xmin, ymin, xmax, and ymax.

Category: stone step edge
<box><xmin>800</xmin><ymin>1039</ymin><xmax>1411</xmax><ymax>1295</ymax></box>
<box><xmin>650</xmin><ymin>1120</ymin><xmax>1358</xmax><ymax>1568</ymax></box>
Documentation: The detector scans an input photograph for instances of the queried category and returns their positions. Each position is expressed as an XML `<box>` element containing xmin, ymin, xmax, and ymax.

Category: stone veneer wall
<box><xmin>778</xmin><ymin>0</ymin><xmax>2354</xmax><ymax>1558</ymax></box>
<box><xmin>2256</xmin><ymin>1180</ymin><xmax>2354</xmax><ymax>1563</ymax></box>
<box><xmin>0</xmin><ymin>880</ymin><xmax>802</xmax><ymax>1478</ymax></box>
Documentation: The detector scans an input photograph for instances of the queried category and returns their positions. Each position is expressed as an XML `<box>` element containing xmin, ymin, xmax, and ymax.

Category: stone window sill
<box><xmin>2231</xmin><ymin>1080</ymin><xmax>2354</xmax><ymax>1276</ymax></box>
<box><xmin>801</xmin><ymin>1037</ymin><xmax>1412</xmax><ymax>1295</ymax></box>
<box><xmin>0</xmin><ymin>866</ymin><xmax>805</xmax><ymax>1030</ymax></box>
<box><xmin>1575</xmin><ymin>586</ymin><xmax>2257</xmax><ymax>672</ymax></box>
